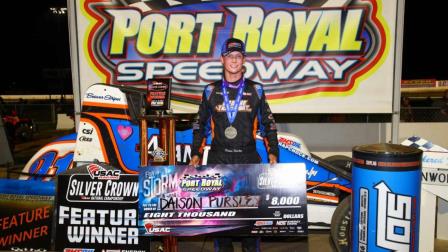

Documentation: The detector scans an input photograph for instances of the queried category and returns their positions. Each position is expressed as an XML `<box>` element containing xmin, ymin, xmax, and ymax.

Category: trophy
<box><xmin>140</xmin><ymin>78</ymin><xmax>178</xmax><ymax>252</ymax></box>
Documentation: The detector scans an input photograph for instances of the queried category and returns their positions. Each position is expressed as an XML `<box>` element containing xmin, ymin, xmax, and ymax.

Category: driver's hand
<box><xmin>189</xmin><ymin>155</ymin><xmax>201</xmax><ymax>166</ymax></box>
<box><xmin>268</xmin><ymin>154</ymin><xmax>277</xmax><ymax>165</ymax></box>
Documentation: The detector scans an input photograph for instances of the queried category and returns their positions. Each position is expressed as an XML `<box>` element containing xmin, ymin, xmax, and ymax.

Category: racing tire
<box><xmin>324</xmin><ymin>155</ymin><xmax>352</xmax><ymax>173</ymax></box>
<box><xmin>330</xmin><ymin>195</ymin><xmax>351</xmax><ymax>252</ymax></box>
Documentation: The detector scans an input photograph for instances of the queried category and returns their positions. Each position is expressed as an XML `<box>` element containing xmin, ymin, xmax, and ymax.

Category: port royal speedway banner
<box><xmin>138</xmin><ymin>163</ymin><xmax>308</xmax><ymax>236</ymax></box>
<box><xmin>70</xmin><ymin>0</ymin><xmax>397</xmax><ymax>113</ymax></box>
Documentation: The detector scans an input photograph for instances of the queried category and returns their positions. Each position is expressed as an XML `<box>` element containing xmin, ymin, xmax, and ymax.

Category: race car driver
<box><xmin>190</xmin><ymin>37</ymin><xmax>279</xmax><ymax>252</ymax></box>
<box><xmin>190</xmin><ymin>37</ymin><xmax>279</xmax><ymax>166</ymax></box>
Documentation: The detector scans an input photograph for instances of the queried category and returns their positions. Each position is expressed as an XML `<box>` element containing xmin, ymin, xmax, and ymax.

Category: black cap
<box><xmin>221</xmin><ymin>38</ymin><xmax>246</xmax><ymax>56</ymax></box>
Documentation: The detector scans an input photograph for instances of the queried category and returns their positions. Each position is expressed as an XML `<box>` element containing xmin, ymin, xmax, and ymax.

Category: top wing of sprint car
<box><xmin>20</xmin><ymin>83</ymin><xmax>351</xmax><ymax>228</ymax></box>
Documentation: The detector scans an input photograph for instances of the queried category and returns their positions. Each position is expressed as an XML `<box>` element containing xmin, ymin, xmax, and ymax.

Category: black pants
<box><xmin>214</xmin><ymin>237</ymin><xmax>260</xmax><ymax>252</ymax></box>
<box><xmin>208</xmin><ymin>150</ymin><xmax>261</xmax><ymax>252</ymax></box>
<box><xmin>207</xmin><ymin>150</ymin><xmax>261</xmax><ymax>165</ymax></box>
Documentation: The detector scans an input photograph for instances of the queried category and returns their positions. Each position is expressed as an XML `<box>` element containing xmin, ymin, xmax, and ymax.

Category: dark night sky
<box><xmin>402</xmin><ymin>1</ymin><xmax>447</xmax><ymax>80</ymax></box>
<box><xmin>2</xmin><ymin>1</ymin><xmax>447</xmax><ymax>94</ymax></box>
<box><xmin>3</xmin><ymin>0</ymin><xmax>71</xmax><ymax>94</ymax></box>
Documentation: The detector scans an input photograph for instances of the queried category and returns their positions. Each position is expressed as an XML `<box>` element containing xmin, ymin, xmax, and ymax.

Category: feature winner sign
<box><xmin>55</xmin><ymin>163</ymin><xmax>150</xmax><ymax>252</ymax></box>
<box><xmin>71</xmin><ymin>0</ymin><xmax>397</xmax><ymax>113</ymax></box>
<box><xmin>138</xmin><ymin>163</ymin><xmax>307</xmax><ymax>236</ymax></box>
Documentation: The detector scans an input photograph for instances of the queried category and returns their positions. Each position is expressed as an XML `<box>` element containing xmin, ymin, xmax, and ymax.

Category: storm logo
<box><xmin>87</xmin><ymin>164</ymin><xmax>120</xmax><ymax>180</ymax></box>
<box><xmin>375</xmin><ymin>181</ymin><xmax>414</xmax><ymax>251</ymax></box>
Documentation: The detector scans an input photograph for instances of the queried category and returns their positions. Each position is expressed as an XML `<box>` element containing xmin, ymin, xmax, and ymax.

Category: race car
<box><xmin>4</xmin><ymin>84</ymin><xmax>353</xmax><ymax>251</ymax></box>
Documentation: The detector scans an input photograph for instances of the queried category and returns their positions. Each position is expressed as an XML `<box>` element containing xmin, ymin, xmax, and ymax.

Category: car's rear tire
<box><xmin>330</xmin><ymin>195</ymin><xmax>351</xmax><ymax>252</ymax></box>
<box><xmin>324</xmin><ymin>155</ymin><xmax>352</xmax><ymax>172</ymax></box>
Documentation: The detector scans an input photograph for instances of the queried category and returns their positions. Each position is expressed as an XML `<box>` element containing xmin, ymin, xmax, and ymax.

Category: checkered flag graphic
<box><xmin>401</xmin><ymin>136</ymin><xmax>448</xmax><ymax>152</ymax></box>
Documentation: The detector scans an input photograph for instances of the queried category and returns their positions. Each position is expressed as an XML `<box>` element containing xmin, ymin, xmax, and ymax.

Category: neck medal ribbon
<box><xmin>222</xmin><ymin>78</ymin><xmax>245</xmax><ymax>139</ymax></box>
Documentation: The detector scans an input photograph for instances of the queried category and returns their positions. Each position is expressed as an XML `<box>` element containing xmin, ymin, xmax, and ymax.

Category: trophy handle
<box><xmin>139</xmin><ymin>114</ymin><xmax>178</xmax><ymax>252</ymax></box>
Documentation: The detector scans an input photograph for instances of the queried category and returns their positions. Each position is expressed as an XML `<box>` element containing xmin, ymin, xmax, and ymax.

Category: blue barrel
<box><xmin>352</xmin><ymin>144</ymin><xmax>422</xmax><ymax>252</ymax></box>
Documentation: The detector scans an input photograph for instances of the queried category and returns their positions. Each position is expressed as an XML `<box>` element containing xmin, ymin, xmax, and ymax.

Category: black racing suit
<box><xmin>192</xmin><ymin>79</ymin><xmax>279</xmax><ymax>163</ymax></box>
<box><xmin>192</xmin><ymin>79</ymin><xmax>278</xmax><ymax>252</ymax></box>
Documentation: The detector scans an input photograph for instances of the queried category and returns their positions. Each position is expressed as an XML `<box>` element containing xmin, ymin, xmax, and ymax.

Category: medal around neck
<box><xmin>222</xmin><ymin>78</ymin><xmax>245</xmax><ymax>140</ymax></box>
<box><xmin>224</xmin><ymin>125</ymin><xmax>238</xmax><ymax>139</ymax></box>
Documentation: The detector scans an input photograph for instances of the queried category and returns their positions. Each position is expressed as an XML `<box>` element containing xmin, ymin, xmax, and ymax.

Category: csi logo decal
<box><xmin>87</xmin><ymin>164</ymin><xmax>120</xmax><ymax>180</ymax></box>
<box><xmin>144</xmin><ymin>222</ymin><xmax>171</xmax><ymax>234</ymax></box>
<box><xmin>375</xmin><ymin>181</ymin><xmax>414</xmax><ymax>251</ymax></box>
<box><xmin>82</xmin><ymin>128</ymin><xmax>93</xmax><ymax>135</ymax></box>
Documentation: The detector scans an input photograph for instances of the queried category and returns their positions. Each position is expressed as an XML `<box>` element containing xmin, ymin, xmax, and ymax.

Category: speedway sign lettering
<box><xmin>110</xmin><ymin>7</ymin><xmax>362</xmax><ymax>82</ymax></box>
<box><xmin>73</xmin><ymin>0</ymin><xmax>397</xmax><ymax>113</ymax></box>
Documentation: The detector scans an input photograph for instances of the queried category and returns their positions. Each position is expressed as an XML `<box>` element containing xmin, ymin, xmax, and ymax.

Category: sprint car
<box><xmin>4</xmin><ymin>84</ymin><xmax>354</xmax><ymax>251</ymax></box>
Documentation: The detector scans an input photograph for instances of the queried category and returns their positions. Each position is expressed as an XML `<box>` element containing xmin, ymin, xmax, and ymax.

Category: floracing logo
<box><xmin>84</xmin><ymin>0</ymin><xmax>388</xmax><ymax>102</ymax></box>
<box><xmin>87</xmin><ymin>164</ymin><xmax>120</xmax><ymax>180</ymax></box>
<box><xmin>375</xmin><ymin>181</ymin><xmax>414</xmax><ymax>251</ymax></box>
<box><xmin>180</xmin><ymin>173</ymin><xmax>223</xmax><ymax>192</ymax></box>
<box><xmin>144</xmin><ymin>222</ymin><xmax>171</xmax><ymax>235</ymax></box>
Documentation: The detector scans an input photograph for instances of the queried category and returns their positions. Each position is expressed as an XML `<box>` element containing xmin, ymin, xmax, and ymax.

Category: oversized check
<box><xmin>139</xmin><ymin>163</ymin><xmax>307</xmax><ymax>236</ymax></box>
